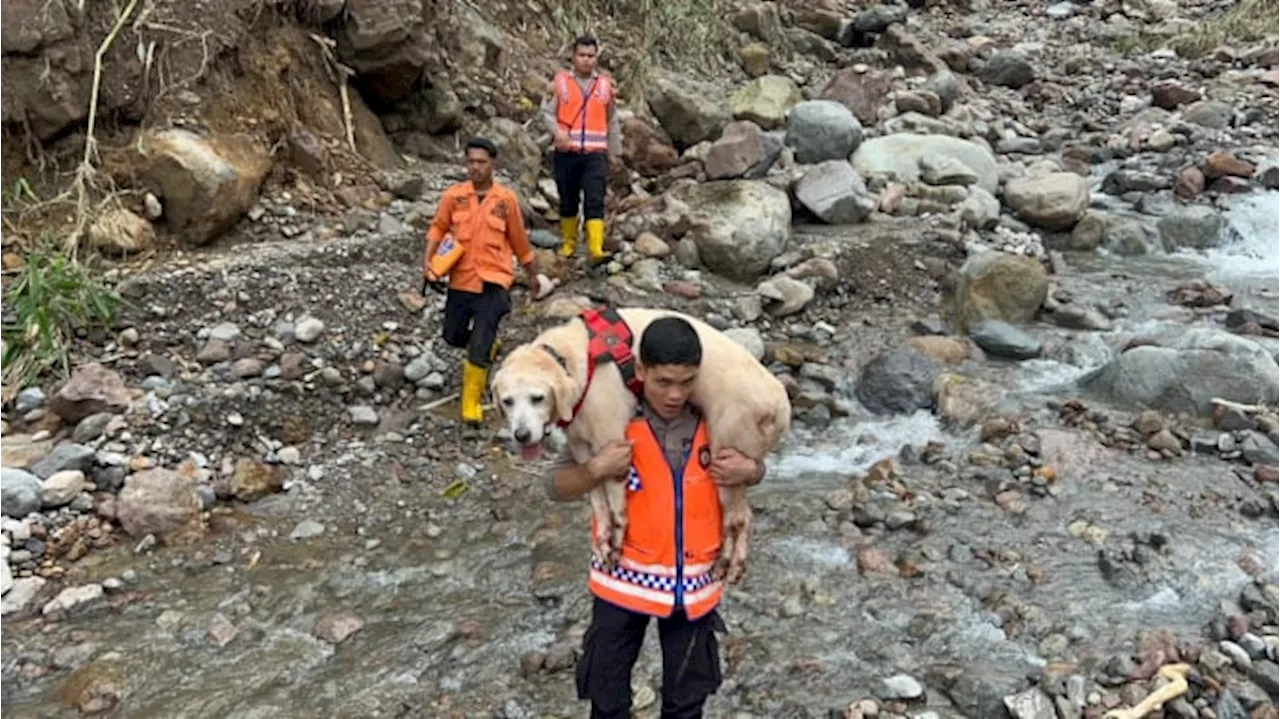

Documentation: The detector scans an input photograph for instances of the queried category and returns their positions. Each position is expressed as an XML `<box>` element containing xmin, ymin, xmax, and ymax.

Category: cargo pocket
<box><xmin>451</xmin><ymin>211</ymin><xmax>471</xmax><ymax>240</ymax></box>
<box><xmin>485</xmin><ymin>213</ymin><xmax>507</xmax><ymax>254</ymax></box>
<box><xmin>700</xmin><ymin>612</ymin><xmax>725</xmax><ymax>695</ymax></box>
<box><xmin>575</xmin><ymin>622</ymin><xmax>597</xmax><ymax>700</ymax></box>
<box><xmin>669</xmin><ymin>611</ymin><xmax>725</xmax><ymax>704</ymax></box>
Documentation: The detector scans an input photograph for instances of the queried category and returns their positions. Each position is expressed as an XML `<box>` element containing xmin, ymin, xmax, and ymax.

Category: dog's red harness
<box><xmin>547</xmin><ymin>307</ymin><xmax>643</xmax><ymax>428</ymax></box>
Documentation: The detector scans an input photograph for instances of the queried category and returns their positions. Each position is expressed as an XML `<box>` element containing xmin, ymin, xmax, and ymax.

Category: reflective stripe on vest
<box><xmin>554</xmin><ymin>70</ymin><xmax>612</xmax><ymax>154</ymax></box>
<box><xmin>587</xmin><ymin>416</ymin><xmax>724</xmax><ymax>619</ymax></box>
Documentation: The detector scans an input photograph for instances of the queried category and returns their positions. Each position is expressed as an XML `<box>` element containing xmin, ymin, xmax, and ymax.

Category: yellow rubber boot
<box><xmin>586</xmin><ymin>218</ymin><xmax>609</xmax><ymax>263</ymax></box>
<box><xmin>460</xmin><ymin>360</ymin><xmax>488</xmax><ymax>424</ymax></box>
<box><xmin>558</xmin><ymin>218</ymin><xmax>578</xmax><ymax>258</ymax></box>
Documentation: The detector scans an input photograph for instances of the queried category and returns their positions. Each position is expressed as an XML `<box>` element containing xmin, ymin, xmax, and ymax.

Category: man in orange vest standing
<box><xmin>423</xmin><ymin>137</ymin><xmax>539</xmax><ymax>425</ymax></box>
<box><xmin>545</xmin><ymin>317</ymin><xmax>766</xmax><ymax>719</ymax></box>
<box><xmin>541</xmin><ymin>34</ymin><xmax>621</xmax><ymax>265</ymax></box>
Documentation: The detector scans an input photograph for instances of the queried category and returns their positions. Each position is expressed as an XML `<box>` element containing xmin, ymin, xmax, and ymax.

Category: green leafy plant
<box><xmin>7</xmin><ymin>178</ymin><xmax>40</xmax><ymax>207</ymax></box>
<box><xmin>2</xmin><ymin>242</ymin><xmax>124</xmax><ymax>391</ymax></box>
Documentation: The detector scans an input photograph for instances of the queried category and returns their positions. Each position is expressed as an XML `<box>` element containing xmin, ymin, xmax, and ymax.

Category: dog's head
<box><xmin>490</xmin><ymin>344</ymin><xmax>578</xmax><ymax>460</ymax></box>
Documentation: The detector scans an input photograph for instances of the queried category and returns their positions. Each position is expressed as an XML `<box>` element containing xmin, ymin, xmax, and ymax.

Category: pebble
<box><xmin>876</xmin><ymin>674</ymin><xmax>924</xmax><ymax>700</ymax></box>
<box><xmin>294</xmin><ymin>317</ymin><xmax>326</xmax><ymax>343</ymax></box>
<box><xmin>1219</xmin><ymin>639</ymin><xmax>1253</xmax><ymax>669</ymax></box>
<box><xmin>41</xmin><ymin>583</ymin><xmax>105</xmax><ymax>617</ymax></box>
<box><xmin>348</xmin><ymin>406</ymin><xmax>379</xmax><ymax>426</ymax></box>
<box><xmin>14</xmin><ymin>387</ymin><xmax>45</xmax><ymax>413</ymax></box>
<box><xmin>290</xmin><ymin>520</ymin><xmax>325</xmax><ymax>540</ymax></box>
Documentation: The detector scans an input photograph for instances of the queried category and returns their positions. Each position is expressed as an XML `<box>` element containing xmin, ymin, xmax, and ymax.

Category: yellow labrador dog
<box><xmin>490</xmin><ymin>306</ymin><xmax>791</xmax><ymax>584</ymax></box>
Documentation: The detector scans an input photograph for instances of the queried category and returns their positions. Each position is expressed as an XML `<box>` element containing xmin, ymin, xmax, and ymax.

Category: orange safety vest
<box><xmin>554</xmin><ymin>70</ymin><xmax>613</xmax><ymax>154</ymax></box>
<box><xmin>588</xmin><ymin>415</ymin><xmax>724</xmax><ymax>620</ymax></box>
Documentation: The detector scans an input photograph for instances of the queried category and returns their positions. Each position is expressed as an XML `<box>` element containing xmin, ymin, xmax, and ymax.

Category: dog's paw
<box><xmin>712</xmin><ymin>555</ymin><xmax>747</xmax><ymax>585</ymax></box>
<box><xmin>591</xmin><ymin>526</ymin><xmax>618</xmax><ymax>569</ymax></box>
<box><xmin>712</xmin><ymin>555</ymin><xmax>730</xmax><ymax>582</ymax></box>
<box><xmin>726</xmin><ymin>559</ymin><xmax>747</xmax><ymax>585</ymax></box>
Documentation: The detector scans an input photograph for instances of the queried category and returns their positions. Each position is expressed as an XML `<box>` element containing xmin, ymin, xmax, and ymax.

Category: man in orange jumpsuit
<box><xmin>541</xmin><ymin>34</ymin><xmax>622</xmax><ymax>264</ymax></box>
<box><xmin>423</xmin><ymin>137</ymin><xmax>538</xmax><ymax>424</ymax></box>
<box><xmin>545</xmin><ymin>317</ymin><xmax>766</xmax><ymax>719</ymax></box>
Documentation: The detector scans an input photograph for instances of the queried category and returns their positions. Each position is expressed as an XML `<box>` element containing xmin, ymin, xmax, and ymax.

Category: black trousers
<box><xmin>442</xmin><ymin>282</ymin><xmax>510</xmax><ymax>368</ymax></box>
<box><xmin>553</xmin><ymin>150</ymin><xmax>608</xmax><ymax>221</ymax></box>
<box><xmin>576</xmin><ymin>597</ymin><xmax>724</xmax><ymax>719</ymax></box>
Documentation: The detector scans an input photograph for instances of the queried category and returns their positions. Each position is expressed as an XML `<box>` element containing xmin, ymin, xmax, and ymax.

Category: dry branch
<box><xmin>68</xmin><ymin>0</ymin><xmax>142</xmax><ymax>253</ymax></box>
<box><xmin>307</xmin><ymin>32</ymin><xmax>359</xmax><ymax>155</ymax></box>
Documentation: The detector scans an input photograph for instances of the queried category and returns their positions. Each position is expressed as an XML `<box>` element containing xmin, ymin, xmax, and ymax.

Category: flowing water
<box><xmin>3</xmin><ymin>195</ymin><xmax>1278</xmax><ymax>718</ymax></box>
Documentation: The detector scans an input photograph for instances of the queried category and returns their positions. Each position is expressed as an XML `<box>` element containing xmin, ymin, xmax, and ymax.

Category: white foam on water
<box><xmin>1010</xmin><ymin>358</ymin><xmax>1098</xmax><ymax>394</ymax></box>
<box><xmin>771</xmin><ymin>410</ymin><xmax>942</xmax><ymax>478</ymax></box>
<box><xmin>1183</xmin><ymin>191</ymin><xmax>1280</xmax><ymax>285</ymax></box>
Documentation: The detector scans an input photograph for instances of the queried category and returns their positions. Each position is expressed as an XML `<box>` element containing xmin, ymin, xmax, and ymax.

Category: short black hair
<box><xmin>573</xmin><ymin>35</ymin><xmax>598</xmax><ymax>51</ymax></box>
<box><xmin>466</xmin><ymin>137</ymin><xmax>498</xmax><ymax>159</ymax></box>
<box><xmin>639</xmin><ymin>317</ymin><xmax>702</xmax><ymax>368</ymax></box>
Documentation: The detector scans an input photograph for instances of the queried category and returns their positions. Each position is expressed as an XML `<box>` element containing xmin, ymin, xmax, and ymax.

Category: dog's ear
<box><xmin>550</xmin><ymin>365</ymin><xmax>578</xmax><ymax>425</ymax></box>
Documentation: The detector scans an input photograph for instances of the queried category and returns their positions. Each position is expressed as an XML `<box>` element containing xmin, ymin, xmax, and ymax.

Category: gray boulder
<box><xmin>970</xmin><ymin>320</ymin><xmax>1042</xmax><ymax>360</ymax></box>
<box><xmin>784</xmin><ymin>100</ymin><xmax>863</xmax><ymax>164</ymax></box>
<box><xmin>794</xmin><ymin>160</ymin><xmax>876</xmax><ymax>224</ymax></box>
<box><xmin>671</xmin><ymin>180</ymin><xmax>791</xmax><ymax>281</ymax></box>
<box><xmin>1079</xmin><ymin>328</ymin><xmax>1279</xmax><ymax>415</ymax></box>
<box><xmin>855</xmin><ymin>348</ymin><xmax>940</xmax><ymax>415</ymax></box>
<box><xmin>852</xmin><ymin>133</ymin><xmax>999</xmax><ymax>194</ymax></box>
<box><xmin>1</xmin><ymin>468</ymin><xmax>42</xmax><ymax>519</ymax></box>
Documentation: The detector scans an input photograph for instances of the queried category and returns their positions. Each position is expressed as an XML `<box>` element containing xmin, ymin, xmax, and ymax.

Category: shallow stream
<box><xmin>2</xmin><ymin>194</ymin><xmax>1277</xmax><ymax>718</ymax></box>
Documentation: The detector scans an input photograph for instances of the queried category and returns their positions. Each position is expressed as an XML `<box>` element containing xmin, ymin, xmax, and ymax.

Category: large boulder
<box><xmin>794</xmin><ymin>160</ymin><xmax>876</xmax><ymax>224</ymax></box>
<box><xmin>669</xmin><ymin>180</ymin><xmax>790</xmax><ymax>281</ymax></box>
<box><xmin>970</xmin><ymin>320</ymin><xmax>1042</xmax><ymax>360</ymax></box>
<box><xmin>141</xmin><ymin>129</ymin><xmax>273</xmax><ymax>245</ymax></box>
<box><xmin>820</xmin><ymin>67</ymin><xmax>895</xmax><ymax>126</ymax></box>
<box><xmin>855</xmin><ymin>348</ymin><xmax>940</xmax><ymax>415</ymax></box>
<box><xmin>1</xmin><ymin>468</ymin><xmax>42</xmax><ymax>519</ymax></box>
<box><xmin>621</xmin><ymin>117</ymin><xmax>680</xmax><ymax>177</ymax></box>
<box><xmin>646</xmin><ymin>73</ymin><xmax>732</xmax><ymax>149</ymax></box>
<box><xmin>1157</xmin><ymin>206</ymin><xmax>1225</xmax><ymax>252</ymax></box>
<box><xmin>1</xmin><ymin>0</ymin><xmax>90</xmax><ymax>140</ymax></box>
<box><xmin>705</xmin><ymin>121</ymin><xmax>766</xmax><ymax>180</ymax></box>
<box><xmin>1080</xmin><ymin>328</ymin><xmax>1279</xmax><ymax>415</ymax></box>
<box><xmin>784</xmin><ymin>100</ymin><xmax>863</xmax><ymax>164</ymax></box>
<box><xmin>951</xmin><ymin>251</ymin><xmax>1049</xmax><ymax>333</ymax></box>
<box><xmin>116</xmin><ymin>468</ymin><xmax>203</xmax><ymax>543</ymax></box>
<box><xmin>49</xmin><ymin>363</ymin><xmax>132</xmax><ymax>424</ymax></box>
<box><xmin>730</xmin><ymin>75</ymin><xmax>803</xmax><ymax>130</ymax></box>
<box><xmin>1002</xmin><ymin>172</ymin><xmax>1090</xmax><ymax>231</ymax></box>
<box><xmin>979</xmin><ymin>51</ymin><xmax>1035</xmax><ymax>88</ymax></box>
<box><xmin>451</xmin><ymin>4</ymin><xmax>503</xmax><ymax>69</ymax></box>
<box><xmin>335</xmin><ymin>0</ymin><xmax>430</xmax><ymax>105</ymax></box>
<box><xmin>852</xmin><ymin>133</ymin><xmax>998</xmax><ymax>194</ymax></box>
<box><xmin>732</xmin><ymin>2</ymin><xmax>788</xmax><ymax>46</ymax></box>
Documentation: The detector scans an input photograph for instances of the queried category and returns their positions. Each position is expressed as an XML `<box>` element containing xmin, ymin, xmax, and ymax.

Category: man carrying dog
<box><xmin>423</xmin><ymin>137</ymin><xmax>539</xmax><ymax>425</ymax></box>
<box><xmin>545</xmin><ymin>317</ymin><xmax>765</xmax><ymax>719</ymax></box>
<box><xmin>540</xmin><ymin>34</ymin><xmax>621</xmax><ymax>265</ymax></box>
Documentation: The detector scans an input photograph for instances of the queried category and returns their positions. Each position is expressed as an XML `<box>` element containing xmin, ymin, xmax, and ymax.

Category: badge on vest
<box><xmin>626</xmin><ymin>467</ymin><xmax>641</xmax><ymax>492</ymax></box>
<box><xmin>698</xmin><ymin>447</ymin><xmax>712</xmax><ymax>469</ymax></box>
